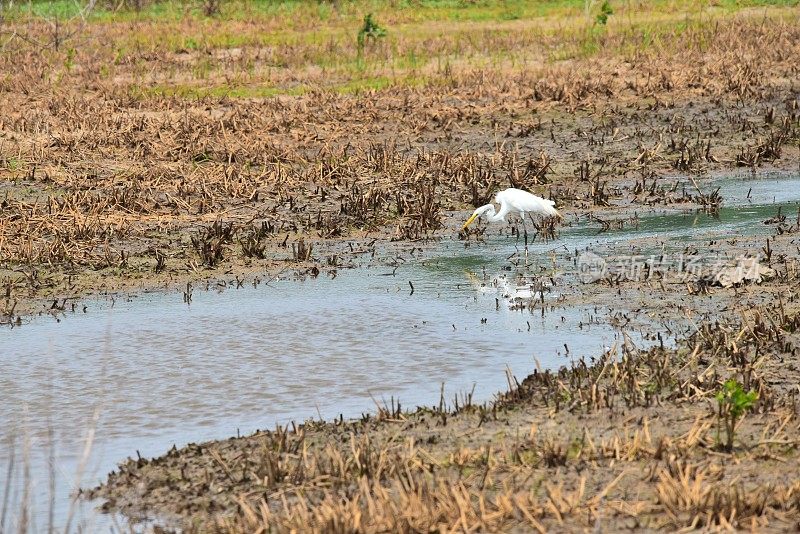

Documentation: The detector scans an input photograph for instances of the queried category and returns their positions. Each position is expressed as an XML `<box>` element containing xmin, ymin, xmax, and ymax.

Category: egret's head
<box><xmin>462</xmin><ymin>204</ymin><xmax>495</xmax><ymax>230</ymax></box>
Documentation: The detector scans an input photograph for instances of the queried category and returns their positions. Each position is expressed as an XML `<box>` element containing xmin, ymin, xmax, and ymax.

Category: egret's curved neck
<box><xmin>476</xmin><ymin>204</ymin><xmax>496</xmax><ymax>220</ymax></box>
<box><xmin>489</xmin><ymin>200</ymin><xmax>510</xmax><ymax>222</ymax></box>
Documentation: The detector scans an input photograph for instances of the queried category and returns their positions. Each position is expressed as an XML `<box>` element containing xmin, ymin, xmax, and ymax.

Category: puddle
<box><xmin>1</xmin><ymin>173</ymin><xmax>798</xmax><ymax>531</ymax></box>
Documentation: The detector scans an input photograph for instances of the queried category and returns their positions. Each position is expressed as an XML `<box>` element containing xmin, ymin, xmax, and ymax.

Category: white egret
<box><xmin>462</xmin><ymin>188</ymin><xmax>561</xmax><ymax>244</ymax></box>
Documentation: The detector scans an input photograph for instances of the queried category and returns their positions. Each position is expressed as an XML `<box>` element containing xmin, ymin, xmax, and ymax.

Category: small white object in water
<box><xmin>493</xmin><ymin>275</ymin><xmax>539</xmax><ymax>301</ymax></box>
<box><xmin>467</xmin><ymin>272</ymin><xmax>544</xmax><ymax>304</ymax></box>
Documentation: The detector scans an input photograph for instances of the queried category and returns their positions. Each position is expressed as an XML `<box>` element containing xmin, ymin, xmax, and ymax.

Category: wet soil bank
<box><xmin>90</xmin><ymin>219</ymin><xmax>800</xmax><ymax>532</ymax></box>
<box><xmin>90</xmin><ymin>315</ymin><xmax>800</xmax><ymax>532</ymax></box>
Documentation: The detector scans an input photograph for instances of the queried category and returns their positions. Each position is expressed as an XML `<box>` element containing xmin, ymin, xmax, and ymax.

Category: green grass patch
<box><xmin>139</xmin><ymin>84</ymin><xmax>304</xmax><ymax>99</ymax></box>
<box><xmin>9</xmin><ymin>0</ymin><xmax>797</xmax><ymax>25</ymax></box>
<box><xmin>136</xmin><ymin>74</ymin><xmax>426</xmax><ymax>100</ymax></box>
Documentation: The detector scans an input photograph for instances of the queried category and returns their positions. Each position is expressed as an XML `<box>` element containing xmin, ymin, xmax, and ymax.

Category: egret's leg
<box><xmin>521</xmin><ymin>213</ymin><xmax>529</xmax><ymax>247</ymax></box>
<box><xmin>521</xmin><ymin>212</ymin><xmax>529</xmax><ymax>262</ymax></box>
<box><xmin>528</xmin><ymin>214</ymin><xmax>537</xmax><ymax>242</ymax></box>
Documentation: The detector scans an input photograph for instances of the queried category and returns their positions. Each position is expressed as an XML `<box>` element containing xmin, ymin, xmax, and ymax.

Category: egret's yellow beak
<box><xmin>462</xmin><ymin>213</ymin><xmax>479</xmax><ymax>230</ymax></box>
<box><xmin>554</xmin><ymin>209</ymin><xmax>563</xmax><ymax>220</ymax></box>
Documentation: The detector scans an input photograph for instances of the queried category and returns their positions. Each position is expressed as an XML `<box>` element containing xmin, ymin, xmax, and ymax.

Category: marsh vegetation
<box><xmin>1</xmin><ymin>0</ymin><xmax>800</xmax><ymax>531</ymax></box>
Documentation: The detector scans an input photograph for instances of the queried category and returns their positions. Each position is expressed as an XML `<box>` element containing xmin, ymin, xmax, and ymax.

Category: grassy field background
<box><xmin>0</xmin><ymin>0</ymin><xmax>798</xmax><ymax>310</ymax></box>
<box><xmin>2</xmin><ymin>0</ymin><xmax>799</xmax><ymax>97</ymax></box>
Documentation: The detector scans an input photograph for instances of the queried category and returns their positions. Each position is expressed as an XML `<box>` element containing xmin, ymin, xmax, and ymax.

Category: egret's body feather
<box><xmin>462</xmin><ymin>188</ymin><xmax>561</xmax><ymax>229</ymax></box>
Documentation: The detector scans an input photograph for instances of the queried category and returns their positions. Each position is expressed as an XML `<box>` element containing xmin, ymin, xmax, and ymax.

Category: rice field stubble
<box><xmin>1</xmin><ymin>2</ymin><xmax>799</xmax><ymax>322</ymax></box>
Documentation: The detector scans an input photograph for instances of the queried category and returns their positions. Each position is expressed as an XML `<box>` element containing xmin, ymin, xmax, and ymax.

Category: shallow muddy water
<box><xmin>1</xmin><ymin>173</ymin><xmax>798</xmax><ymax>531</ymax></box>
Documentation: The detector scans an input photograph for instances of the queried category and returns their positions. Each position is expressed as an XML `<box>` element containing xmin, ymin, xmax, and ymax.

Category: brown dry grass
<box><xmin>0</xmin><ymin>5</ymin><xmax>798</xmax><ymax>322</ymax></box>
